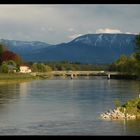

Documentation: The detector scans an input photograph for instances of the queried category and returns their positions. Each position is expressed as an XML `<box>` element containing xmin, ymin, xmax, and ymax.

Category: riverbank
<box><xmin>100</xmin><ymin>97</ymin><xmax>140</xmax><ymax>120</ymax></box>
<box><xmin>0</xmin><ymin>73</ymin><xmax>41</xmax><ymax>85</ymax></box>
<box><xmin>100</xmin><ymin>107</ymin><xmax>137</xmax><ymax>120</ymax></box>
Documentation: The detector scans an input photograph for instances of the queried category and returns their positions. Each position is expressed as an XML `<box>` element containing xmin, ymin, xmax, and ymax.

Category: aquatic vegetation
<box><xmin>101</xmin><ymin>97</ymin><xmax>140</xmax><ymax>120</ymax></box>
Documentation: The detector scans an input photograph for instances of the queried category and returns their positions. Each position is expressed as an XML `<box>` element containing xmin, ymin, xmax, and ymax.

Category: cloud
<box><xmin>41</xmin><ymin>27</ymin><xmax>46</xmax><ymax>32</ymax></box>
<box><xmin>68</xmin><ymin>33</ymin><xmax>83</xmax><ymax>39</ymax></box>
<box><xmin>125</xmin><ymin>32</ymin><xmax>131</xmax><ymax>34</ymax></box>
<box><xmin>0</xmin><ymin>5</ymin><xmax>140</xmax><ymax>44</ymax></box>
<box><xmin>48</xmin><ymin>27</ymin><xmax>54</xmax><ymax>32</ymax></box>
<box><xmin>96</xmin><ymin>28</ymin><xmax>122</xmax><ymax>33</ymax></box>
<box><xmin>125</xmin><ymin>32</ymin><xmax>138</xmax><ymax>35</ymax></box>
<box><xmin>87</xmin><ymin>31</ymin><xmax>93</xmax><ymax>34</ymax></box>
<box><xmin>68</xmin><ymin>28</ymin><xmax>75</xmax><ymax>32</ymax></box>
<box><xmin>96</xmin><ymin>28</ymin><xmax>138</xmax><ymax>35</ymax></box>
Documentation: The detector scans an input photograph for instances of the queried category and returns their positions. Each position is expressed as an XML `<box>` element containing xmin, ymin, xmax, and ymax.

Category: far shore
<box><xmin>0</xmin><ymin>73</ymin><xmax>42</xmax><ymax>85</ymax></box>
<box><xmin>0</xmin><ymin>70</ymin><xmax>139</xmax><ymax>85</ymax></box>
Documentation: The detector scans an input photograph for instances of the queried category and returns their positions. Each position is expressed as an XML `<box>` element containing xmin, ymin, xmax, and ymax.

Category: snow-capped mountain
<box><xmin>0</xmin><ymin>33</ymin><xmax>136</xmax><ymax>64</ymax></box>
<box><xmin>0</xmin><ymin>39</ymin><xmax>51</xmax><ymax>55</ymax></box>
<box><xmin>27</xmin><ymin>33</ymin><xmax>136</xmax><ymax>64</ymax></box>
<box><xmin>70</xmin><ymin>33</ymin><xmax>134</xmax><ymax>47</ymax></box>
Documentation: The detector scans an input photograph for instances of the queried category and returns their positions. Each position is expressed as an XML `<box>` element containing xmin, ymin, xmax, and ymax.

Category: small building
<box><xmin>20</xmin><ymin>65</ymin><xmax>32</xmax><ymax>73</ymax></box>
<box><xmin>7</xmin><ymin>65</ymin><xmax>17</xmax><ymax>73</ymax></box>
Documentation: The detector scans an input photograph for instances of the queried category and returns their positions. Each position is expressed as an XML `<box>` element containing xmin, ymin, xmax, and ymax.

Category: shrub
<box><xmin>114</xmin><ymin>99</ymin><xmax>122</xmax><ymax>108</ymax></box>
<box><xmin>137</xmin><ymin>101</ymin><xmax>140</xmax><ymax>110</ymax></box>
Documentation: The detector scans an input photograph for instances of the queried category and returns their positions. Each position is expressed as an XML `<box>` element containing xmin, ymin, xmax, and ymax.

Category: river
<box><xmin>0</xmin><ymin>76</ymin><xmax>140</xmax><ymax>135</ymax></box>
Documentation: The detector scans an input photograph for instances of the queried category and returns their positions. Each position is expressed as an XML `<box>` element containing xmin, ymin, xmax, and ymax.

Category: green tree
<box><xmin>114</xmin><ymin>99</ymin><xmax>122</xmax><ymax>108</ymax></box>
<box><xmin>133</xmin><ymin>33</ymin><xmax>140</xmax><ymax>77</ymax></box>
<box><xmin>0</xmin><ymin>44</ymin><xmax>7</xmax><ymax>54</ymax></box>
<box><xmin>45</xmin><ymin>65</ymin><xmax>52</xmax><ymax>72</ymax></box>
<box><xmin>115</xmin><ymin>55</ymin><xmax>128</xmax><ymax>65</ymax></box>
<box><xmin>31</xmin><ymin>63</ymin><xmax>52</xmax><ymax>72</ymax></box>
<box><xmin>6</xmin><ymin>60</ymin><xmax>17</xmax><ymax>67</ymax></box>
<box><xmin>127</xmin><ymin>53</ymin><xmax>138</xmax><ymax>74</ymax></box>
<box><xmin>31</xmin><ymin>63</ymin><xmax>38</xmax><ymax>72</ymax></box>
<box><xmin>134</xmin><ymin>33</ymin><xmax>140</xmax><ymax>60</ymax></box>
<box><xmin>0</xmin><ymin>61</ymin><xmax>8</xmax><ymax>73</ymax></box>
<box><xmin>0</xmin><ymin>44</ymin><xmax>7</xmax><ymax>64</ymax></box>
<box><xmin>0</xmin><ymin>44</ymin><xmax>3</xmax><ymax>55</ymax></box>
<box><xmin>39</xmin><ymin>63</ymin><xmax>46</xmax><ymax>72</ymax></box>
<box><xmin>0</xmin><ymin>60</ymin><xmax>18</xmax><ymax>73</ymax></box>
<box><xmin>14</xmin><ymin>54</ymin><xmax>22</xmax><ymax>65</ymax></box>
<box><xmin>137</xmin><ymin>101</ymin><xmax>140</xmax><ymax>110</ymax></box>
<box><xmin>114</xmin><ymin>54</ymin><xmax>128</xmax><ymax>72</ymax></box>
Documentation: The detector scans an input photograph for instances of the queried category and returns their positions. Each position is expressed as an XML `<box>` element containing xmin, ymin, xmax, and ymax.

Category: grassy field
<box><xmin>0</xmin><ymin>73</ymin><xmax>40</xmax><ymax>84</ymax></box>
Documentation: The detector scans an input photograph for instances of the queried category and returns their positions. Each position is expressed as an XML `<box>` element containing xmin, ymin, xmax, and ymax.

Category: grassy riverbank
<box><xmin>120</xmin><ymin>97</ymin><xmax>140</xmax><ymax>118</ymax></box>
<box><xmin>0</xmin><ymin>73</ymin><xmax>41</xmax><ymax>84</ymax></box>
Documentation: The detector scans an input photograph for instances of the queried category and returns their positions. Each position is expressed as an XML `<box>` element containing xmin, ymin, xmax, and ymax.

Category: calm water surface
<box><xmin>0</xmin><ymin>76</ymin><xmax>140</xmax><ymax>135</ymax></box>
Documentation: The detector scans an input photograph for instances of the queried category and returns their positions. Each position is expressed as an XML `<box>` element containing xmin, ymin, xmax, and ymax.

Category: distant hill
<box><xmin>0</xmin><ymin>33</ymin><xmax>136</xmax><ymax>64</ymax></box>
<box><xmin>0</xmin><ymin>39</ymin><xmax>51</xmax><ymax>57</ymax></box>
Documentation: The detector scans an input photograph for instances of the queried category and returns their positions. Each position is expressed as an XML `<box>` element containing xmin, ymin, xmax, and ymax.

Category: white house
<box><xmin>20</xmin><ymin>65</ymin><xmax>32</xmax><ymax>73</ymax></box>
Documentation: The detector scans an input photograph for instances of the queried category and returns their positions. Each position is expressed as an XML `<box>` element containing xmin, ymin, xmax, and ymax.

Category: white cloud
<box><xmin>0</xmin><ymin>5</ymin><xmax>139</xmax><ymax>44</ymax></box>
<box><xmin>125</xmin><ymin>32</ymin><xmax>132</xmax><ymax>34</ymax></box>
<box><xmin>96</xmin><ymin>28</ymin><xmax>122</xmax><ymax>34</ymax></box>
<box><xmin>68</xmin><ymin>33</ymin><xmax>83</xmax><ymax>39</ymax></box>
<box><xmin>96</xmin><ymin>29</ymin><xmax>138</xmax><ymax>35</ymax></box>
<box><xmin>125</xmin><ymin>32</ymin><xmax>138</xmax><ymax>34</ymax></box>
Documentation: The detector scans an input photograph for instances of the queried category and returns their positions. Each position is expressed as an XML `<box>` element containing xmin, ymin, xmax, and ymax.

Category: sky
<box><xmin>0</xmin><ymin>4</ymin><xmax>140</xmax><ymax>44</ymax></box>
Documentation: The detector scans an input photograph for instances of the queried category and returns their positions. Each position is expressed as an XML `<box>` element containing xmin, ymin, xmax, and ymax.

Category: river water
<box><xmin>0</xmin><ymin>76</ymin><xmax>140</xmax><ymax>135</ymax></box>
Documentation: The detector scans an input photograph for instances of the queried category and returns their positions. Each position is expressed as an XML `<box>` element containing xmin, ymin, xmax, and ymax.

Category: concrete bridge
<box><xmin>34</xmin><ymin>71</ymin><xmax>136</xmax><ymax>79</ymax></box>
<box><xmin>52</xmin><ymin>70</ymin><xmax>112</xmax><ymax>75</ymax></box>
<box><xmin>51</xmin><ymin>71</ymin><xmax>120</xmax><ymax>78</ymax></box>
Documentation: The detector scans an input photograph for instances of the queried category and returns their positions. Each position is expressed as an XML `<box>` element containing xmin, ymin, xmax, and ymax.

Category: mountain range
<box><xmin>0</xmin><ymin>33</ymin><xmax>136</xmax><ymax>64</ymax></box>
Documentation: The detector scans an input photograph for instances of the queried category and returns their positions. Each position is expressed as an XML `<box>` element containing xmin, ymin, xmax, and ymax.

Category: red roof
<box><xmin>20</xmin><ymin>65</ymin><xmax>29</xmax><ymax>67</ymax></box>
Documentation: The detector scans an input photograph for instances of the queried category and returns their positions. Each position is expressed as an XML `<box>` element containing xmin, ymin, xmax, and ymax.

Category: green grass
<box><xmin>0</xmin><ymin>73</ymin><xmax>40</xmax><ymax>84</ymax></box>
<box><xmin>119</xmin><ymin>97</ymin><xmax>140</xmax><ymax>118</ymax></box>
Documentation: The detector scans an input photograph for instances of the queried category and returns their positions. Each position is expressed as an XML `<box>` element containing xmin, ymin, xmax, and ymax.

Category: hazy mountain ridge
<box><xmin>0</xmin><ymin>33</ymin><xmax>136</xmax><ymax>64</ymax></box>
<box><xmin>0</xmin><ymin>39</ymin><xmax>51</xmax><ymax>54</ymax></box>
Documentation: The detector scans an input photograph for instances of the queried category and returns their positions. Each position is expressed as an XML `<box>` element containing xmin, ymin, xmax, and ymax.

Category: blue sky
<box><xmin>0</xmin><ymin>4</ymin><xmax>140</xmax><ymax>44</ymax></box>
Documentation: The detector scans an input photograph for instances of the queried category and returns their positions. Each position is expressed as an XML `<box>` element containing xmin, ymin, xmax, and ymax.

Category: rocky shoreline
<box><xmin>100</xmin><ymin>107</ymin><xmax>136</xmax><ymax>120</ymax></box>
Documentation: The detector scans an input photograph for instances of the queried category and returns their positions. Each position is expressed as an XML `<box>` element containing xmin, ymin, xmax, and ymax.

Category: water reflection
<box><xmin>0</xmin><ymin>84</ymin><xmax>20</xmax><ymax>105</ymax></box>
<box><xmin>0</xmin><ymin>79</ymin><xmax>140</xmax><ymax>135</ymax></box>
<box><xmin>114</xmin><ymin>120</ymin><xmax>140</xmax><ymax>135</ymax></box>
<box><xmin>19</xmin><ymin>82</ymin><xmax>28</xmax><ymax>98</ymax></box>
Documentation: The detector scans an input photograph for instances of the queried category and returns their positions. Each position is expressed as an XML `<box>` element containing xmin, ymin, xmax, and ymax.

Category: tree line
<box><xmin>0</xmin><ymin>44</ymin><xmax>22</xmax><ymax>73</ymax></box>
<box><xmin>0</xmin><ymin>33</ymin><xmax>140</xmax><ymax>74</ymax></box>
<box><xmin>0</xmin><ymin>43</ymin><xmax>52</xmax><ymax>73</ymax></box>
<box><xmin>109</xmin><ymin>33</ymin><xmax>140</xmax><ymax>77</ymax></box>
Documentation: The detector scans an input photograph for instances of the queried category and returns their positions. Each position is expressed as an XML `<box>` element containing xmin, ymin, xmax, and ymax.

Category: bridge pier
<box><xmin>71</xmin><ymin>74</ymin><xmax>74</xmax><ymax>79</ymax></box>
<box><xmin>107</xmin><ymin>74</ymin><xmax>110</xmax><ymax>79</ymax></box>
